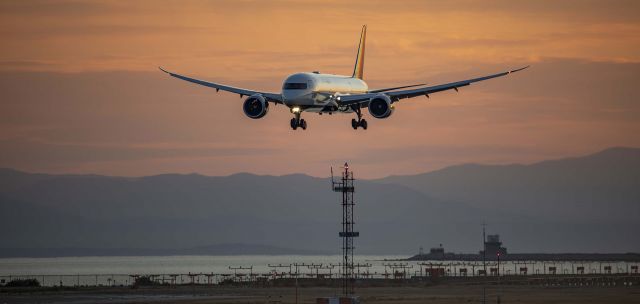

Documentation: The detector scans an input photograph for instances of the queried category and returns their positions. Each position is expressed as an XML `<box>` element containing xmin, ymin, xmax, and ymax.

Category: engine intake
<box><xmin>368</xmin><ymin>94</ymin><xmax>393</xmax><ymax>119</ymax></box>
<box><xmin>243</xmin><ymin>94</ymin><xmax>269</xmax><ymax>119</ymax></box>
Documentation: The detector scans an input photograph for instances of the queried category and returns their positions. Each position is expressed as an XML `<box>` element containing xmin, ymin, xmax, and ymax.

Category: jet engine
<box><xmin>367</xmin><ymin>94</ymin><xmax>394</xmax><ymax>119</ymax></box>
<box><xmin>242</xmin><ymin>94</ymin><xmax>269</xmax><ymax>119</ymax></box>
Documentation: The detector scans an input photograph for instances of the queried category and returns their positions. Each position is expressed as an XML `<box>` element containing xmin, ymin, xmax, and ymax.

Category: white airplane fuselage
<box><xmin>281</xmin><ymin>72</ymin><xmax>368</xmax><ymax>113</ymax></box>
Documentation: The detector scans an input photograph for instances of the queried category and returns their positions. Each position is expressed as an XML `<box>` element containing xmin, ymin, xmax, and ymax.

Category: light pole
<box><xmin>482</xmin><ymin>222</ymin><xmax>487</xmax><ymax>277</ymax></box>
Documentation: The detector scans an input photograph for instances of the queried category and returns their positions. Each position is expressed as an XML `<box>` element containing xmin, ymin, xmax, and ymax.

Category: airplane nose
<box><xmin>282</xmin><ymin>74</ymin><xmax>314</xmax><ymax>104</ymax></box>
<box><xmin>283</xmin><ymin>90</ymin><xmax>301</xmax><ymax>100</ymax></box>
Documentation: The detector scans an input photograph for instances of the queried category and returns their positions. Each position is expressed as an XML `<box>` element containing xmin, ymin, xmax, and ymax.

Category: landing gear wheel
<box><xmin>351</xmin><ymin>118</ymin><xmax>368</xmax><ymax>130</ymax></box>
<box><xmin>351</xmin><ymin>105</ymin><xmax>368</xmax><ymax>130</ymax></box>
<box><xmin>300</xmin><ymin>119</ymin><xmax>307</xmax><ymax>130</ymax></box>
<box><xmin>290</xmin><ymin>118</ymin><xmax>298</xmax><ymax>130</ymax></box>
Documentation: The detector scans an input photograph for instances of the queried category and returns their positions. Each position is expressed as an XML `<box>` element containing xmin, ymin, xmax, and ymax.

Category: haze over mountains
<box><xmin>1</xmin><ymin>147</ymin><xmax>638</xmax><ymax>257</ymax></box>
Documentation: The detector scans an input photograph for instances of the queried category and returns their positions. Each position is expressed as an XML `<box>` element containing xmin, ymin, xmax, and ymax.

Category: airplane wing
<box><xmin>337</xmin><ymin>66</ymin><xmax>529</xmax><ymax>106</ymax></box>
<box><xmin>368</xmin><ymin>83</ymin><xmax>428</xmax><ymax>93</ymax></box>
<box><xmin>159</xmin><ymin>67</ymin><xmax>284</xmax><ymax>104</ymax></box>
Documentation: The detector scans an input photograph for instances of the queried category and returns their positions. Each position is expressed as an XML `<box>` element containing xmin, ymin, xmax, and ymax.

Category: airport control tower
<box><xmin>480</xmin><ymin>234</ymin><xmax>508</xmax><ymax>258</ymax></box>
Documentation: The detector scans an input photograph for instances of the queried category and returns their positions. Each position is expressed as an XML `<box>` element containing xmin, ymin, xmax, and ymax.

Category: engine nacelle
<box><xmin>243</xmin><ymin>94</ymin><xmax>269</xmax><ymax>119</ymax></box>
<box><xmin>367</xmin><ymin>94</ymin><xmax>394</xmax><ymax>119</ymax></box>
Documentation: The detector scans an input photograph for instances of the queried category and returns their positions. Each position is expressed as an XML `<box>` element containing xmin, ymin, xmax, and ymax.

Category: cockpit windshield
<box><xmin>283</xmin><ymin>83</ymin><xmax>307</xmax><ymax>90</ymax></box>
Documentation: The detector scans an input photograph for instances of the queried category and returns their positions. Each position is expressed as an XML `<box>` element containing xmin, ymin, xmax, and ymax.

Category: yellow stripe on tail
<box><xmin>352</xmin><ymin>25</ymin><xmax>367</xmax><ymax>80</ymax></box>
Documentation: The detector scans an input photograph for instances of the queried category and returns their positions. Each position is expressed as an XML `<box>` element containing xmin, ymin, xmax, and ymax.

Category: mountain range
<box><xmin>1</xmin><ymin>147</ymin><xmax>638</xmax><ymax>257</ymax></box>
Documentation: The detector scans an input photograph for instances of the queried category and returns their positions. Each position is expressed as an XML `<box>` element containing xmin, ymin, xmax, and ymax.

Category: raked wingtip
<box><xmin>510</xmin><ymin>65</ymin><xmax>530</xmax><ymax>73</ymax></box>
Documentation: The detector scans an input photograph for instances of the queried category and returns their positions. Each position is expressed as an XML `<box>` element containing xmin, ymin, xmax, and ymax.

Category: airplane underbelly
<box><xmin>283</xmin><ymin>93</ymin><xmax>315</xmax><ymax>106</ymax></box>
<box><xmin>304</xmin><ymin>106</ymin><xmax>353</xmax><ymax>113</ymax></box>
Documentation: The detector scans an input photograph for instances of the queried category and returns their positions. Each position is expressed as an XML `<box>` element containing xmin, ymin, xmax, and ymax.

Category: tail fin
<box><xmin>352</xmin><ymin>25</ymin><xmax>367</xmax><ymax>80</ymax></box>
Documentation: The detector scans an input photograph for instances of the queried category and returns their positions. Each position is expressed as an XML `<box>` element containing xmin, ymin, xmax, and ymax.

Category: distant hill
<box><xmin>0</xmin><ymin>170</ymin><xmax>469</xmax><ymax>255</ymax></box>
<box><xmin>376</xmin><ymin>147</ymin><xmax>640</xmax><ymax>222</ymax></box>
<box><xmin>1</xmin><ymin>147</ymin><xmax>639</xmax><ymax>256</ymax></box>
<box><xmin>0</xmin><ymin>243</ymin><xmax>324</xmax><ymax>258</ymax></box>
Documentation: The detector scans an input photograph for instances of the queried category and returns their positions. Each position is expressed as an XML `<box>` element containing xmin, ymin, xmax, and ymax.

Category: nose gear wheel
<box><xmin>290</xmin><ymin>112</ymin><xmax>307</xmax><ymax>130</ymax></box>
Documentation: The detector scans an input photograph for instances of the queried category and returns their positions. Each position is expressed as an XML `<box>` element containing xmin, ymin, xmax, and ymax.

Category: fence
<box><xmin>2</xmin><ymin>261</ymin><xmax>639</xmax><ymax>287</ymax></box>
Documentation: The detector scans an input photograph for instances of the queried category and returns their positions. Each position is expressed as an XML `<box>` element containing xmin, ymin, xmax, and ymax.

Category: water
<box><xmin>0</xmin><ymin>255</ymin><xmax>401</xmax><ymax>276</ymax></box>
<box><xmin>0</xmin><ymin>255</ymin><xmax>636</xmax><ymax>287</ymax></box>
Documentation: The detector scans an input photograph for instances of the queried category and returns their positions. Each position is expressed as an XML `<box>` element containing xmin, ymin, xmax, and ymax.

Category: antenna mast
<box><xmin>331</xmin><ymin>162</ymin><xmax>358</xmax><ymax>295</ymax></box>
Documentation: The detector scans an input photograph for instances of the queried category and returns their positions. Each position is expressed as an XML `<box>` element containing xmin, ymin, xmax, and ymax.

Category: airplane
<box><xmin>159</xmin><ymin>25</ymin><xmax>528</xmax><ymax>130</ymax></box>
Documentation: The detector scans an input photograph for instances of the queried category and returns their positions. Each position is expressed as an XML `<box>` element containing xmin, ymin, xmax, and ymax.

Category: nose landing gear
<box><xmin>290</xmin><ymin>112</ymin><xmax>307</xmax><ymax>130</ymax></box>
<box><xmin>290</xmin><ymin>118</ymin><xmax>307</xmax><ymax>130</ymax></box>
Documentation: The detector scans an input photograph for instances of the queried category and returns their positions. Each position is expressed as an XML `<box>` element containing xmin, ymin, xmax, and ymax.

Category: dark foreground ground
<box><xmin>1</xmin><ymin>284</ymin><xmax>639</xmax><ymax>304</ymax></box>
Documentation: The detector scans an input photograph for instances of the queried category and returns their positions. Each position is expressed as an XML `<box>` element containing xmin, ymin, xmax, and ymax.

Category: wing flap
<box><xmin>368</xmin><ymin>83</ymin><xmax>428</xmax><ymax>93</ymax></box>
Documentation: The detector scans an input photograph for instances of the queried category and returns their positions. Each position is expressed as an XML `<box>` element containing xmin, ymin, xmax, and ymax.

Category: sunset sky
<box><xmin>1</xmin><ymin>0</ymin><xmax>639</xmax><ymax>178</ymax></box>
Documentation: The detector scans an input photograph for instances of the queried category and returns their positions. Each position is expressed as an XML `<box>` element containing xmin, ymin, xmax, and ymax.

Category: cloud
<box><xmin>0</xmin><ymin>0</ymin><xmax>113</xmax><ymax>16</ymax></box>
<box><xmin>0</xmin><ymin>60</ymin><xmax>60</xmax><ymax>71</ymax></box>
<box><xmin>1</xmin><ymin>0</ymin><xmax>639</xmax><ymax>74</ymax></box>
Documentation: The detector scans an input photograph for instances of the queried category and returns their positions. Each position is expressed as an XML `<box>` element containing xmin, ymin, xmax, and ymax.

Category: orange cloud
<box><xmin>1</xmin><ymin>0</ymin><xmax>639</xmax><ymax>76</ymax></box>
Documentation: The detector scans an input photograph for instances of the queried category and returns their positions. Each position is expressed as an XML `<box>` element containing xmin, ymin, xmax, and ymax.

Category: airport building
<box><xmin>480</xmin><ymin>234</ymin><xmax>508</xmax><ymax>257</ymax></box>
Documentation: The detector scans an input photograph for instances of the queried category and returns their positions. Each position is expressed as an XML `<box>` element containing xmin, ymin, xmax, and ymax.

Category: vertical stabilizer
<box><xmin>352</xmin><ymin>25</ymin><xmax>367</xmax><ymax>79</ymax></box>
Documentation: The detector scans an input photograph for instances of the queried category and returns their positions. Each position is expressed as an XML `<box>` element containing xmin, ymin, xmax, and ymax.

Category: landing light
<box><xmin>291</xmin><ymin>107</ymin><xmax>301</xmax><ymax>113</ymax></box>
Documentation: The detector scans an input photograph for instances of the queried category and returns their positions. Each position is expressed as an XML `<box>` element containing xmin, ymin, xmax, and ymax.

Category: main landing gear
<box><xmin>351</xmin><ymin>107</ymin><xmax>368</xmax><ymax>130</ymax></box>
<box><xmin>351</xmin><ymin>118</ymin><xmax>367</xmax><ymax>130</ymax></box>
<box><xmin>290</xmin><ymin>112</ymin><xmax>307</xmax><ymax>130</ymax></box>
